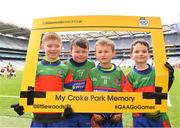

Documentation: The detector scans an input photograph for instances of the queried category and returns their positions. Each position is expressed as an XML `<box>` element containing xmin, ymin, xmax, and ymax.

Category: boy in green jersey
<box><xmin>125</xmin><ymin>39</ymin><xmax>174</xmax><ymax>127</ymax></box>
<box><xmin>85</xmin><ymin>38</ymin><xmax>125</xmax><ymax>127</ymax></box>
<box><xmin>63</xmin><ymin>37</ymin><xmax>95</xmax><ymax>127</ymax></box>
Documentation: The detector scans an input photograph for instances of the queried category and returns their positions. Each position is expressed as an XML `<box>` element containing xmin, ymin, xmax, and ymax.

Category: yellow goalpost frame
<box><xmin>19</xmin><ymin>16</ymin><xmax>168</xmax><ymax>113</ymax></box>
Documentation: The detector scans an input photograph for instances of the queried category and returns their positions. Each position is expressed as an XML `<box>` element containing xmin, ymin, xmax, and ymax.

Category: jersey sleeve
<box><xmin>84</xmin><ymin>70</ymin><xmax>93</xmax><ymax>92</ymax></box>
<box><xmin>120</xmin><ymin>71</ymin><xmax>126</xmax><ymax>91</ymax></box>
<box><xmin>64</xmin><ymin>68</ymin><xmax>73</xmax><ymax>85</ymax></box>
<box><xmin>85</xmin><ymin>77</ymin><xmax>93</xmax><ymax>91</ymax></box>
<box><xmin>123</xmin><ymin>73</ymin><xmax>134</xmax><ymax>92</ymax></box>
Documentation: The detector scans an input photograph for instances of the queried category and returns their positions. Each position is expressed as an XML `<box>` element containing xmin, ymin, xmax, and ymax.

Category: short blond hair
<box><xmin>42</xmin><ymin>32</ymin><xmax>62</xmax><ymax>45</ymax></box>
<box><xmin>95</xmin><ymin>38</ymin><xmax>115</xmax><ymax>51</ymax></box>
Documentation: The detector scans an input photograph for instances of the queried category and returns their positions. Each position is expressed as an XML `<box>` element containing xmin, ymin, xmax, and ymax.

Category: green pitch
<box><xmin>0</xmin><ymin>71</ymin><xmax>32</xmax><ymax>127</ymax></box>
<box><xmin>0</xmin><ymin>69</ymin><xmax>180</xmax><ymax>127</ymax></box>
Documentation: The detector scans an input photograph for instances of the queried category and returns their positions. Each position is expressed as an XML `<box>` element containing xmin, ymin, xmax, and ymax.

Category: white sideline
<box><xmin>168</xmin><ymin>94</ymin><xmax>171</xmax><ymax>107</ymax></box>
<box><xmin>0</xmin><ymin>95</ymin><xmax>19</xmax><ymax>98</ymax></box>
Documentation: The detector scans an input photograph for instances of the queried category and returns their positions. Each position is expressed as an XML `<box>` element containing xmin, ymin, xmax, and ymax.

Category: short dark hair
<box><xmin>130</xmin><ymin>39</ymin><xmax>150</xmax><ymax>53</ymax></box>
<box><xmin>70</xmin><ymin>37</ymin><xmax>89</xmax><ymax>51</ymax></box>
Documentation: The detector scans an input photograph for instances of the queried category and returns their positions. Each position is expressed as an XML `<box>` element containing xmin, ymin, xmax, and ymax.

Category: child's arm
<box><xmin>84</xmin><ymin>70</ymin><xmax>93</xmax><ymax>91</ymax></box>
<box><xmin>120</xmin><ymin>71</ymin><xmax>126</xmax><ymax>91</ymax></box>
<box><xmin>63</xmin><ymin>68</ymin><xmax>74</xmax><ymax>117</ymax></box>
<box><xmin>84</xmin><ymin>77</ymin><xmax>93</xmax><ymax>91</ymax></box>
<box><xmin>64</xmin><ymin>68</ymin><xmax>73</xmax><ymax>84</ymax></box>
<box><xmin>122</xmin><ymin>75</ymin><xmax>134</xmax><ymax>92</ymax></box>
<box><xmin>64</xmin><ymin>68</ymin><xmax>74</xmax><ymax>90</ymax></box>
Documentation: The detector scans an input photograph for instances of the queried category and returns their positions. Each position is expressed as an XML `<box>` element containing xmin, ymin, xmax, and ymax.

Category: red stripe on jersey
<box><xmin>120</xmin><ymin>73</ymin><xmax>126</xmax><ymax>91</ymax></box>
<box><xmin>163</xmin><ymin>120</ymin><xmax>171</xmax><ymax>128</ymax></box>
<box><xmin>123</xmin><ymin>76</ymin><xmax>134</xmax><ymax>92</ymax></box>
<box><xmin>64</xmin><ymin>69</ymin><xmax>73</xmax><ymax>84</ymax></box>
<box><xmin>35</xmin><ymin>76</ymin><xmax>63</xmax><ymax>91</ymax></box>
<box><xmin>85</xmin><ymin>77</ymin><xmax>93</xmax><ymax>91</ymax></box>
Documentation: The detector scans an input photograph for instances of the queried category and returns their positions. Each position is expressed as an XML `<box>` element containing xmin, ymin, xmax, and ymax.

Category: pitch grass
<box><xmin>168</xmin><ymin>69</ymin><xmax>180</xmax><ymax>127</ymax></box>
<box><xmin>0</xmin><ymin>70</ymin><xmax>180</xmax><ymax>127</ymax></box>
<box><xmin>0</xmin><ymin>71</ymin><xmax>32</xmax><ymax>127</ymax></box>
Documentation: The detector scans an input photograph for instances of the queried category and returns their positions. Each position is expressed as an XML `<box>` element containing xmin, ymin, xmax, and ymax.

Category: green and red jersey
<box><xmin>85</xmin><ymin>63</ymin><xmax>125</xmax><ymax>92</ymax></box>
<box><xmin>85</xmin><ymin>63</ymin><xmax>125</xmax><ymax>126</ymax></box>
<box><xmin>35</xmin><ymin>59</ymin><xmax>72</xmax><ymax>91</ymax></box>
<box><xmin>63</xmin><ymin>58</ymin><xmax>95</xmax><ymax>91</ymax></box>
<box><xmin>33</xmin><ymin>59</ymin><xmax>73</xmax><ymax>123</ymax></box>
<box><xmin>125</xmin><ymin>64</ymin><xmax>155</xmax><ymax>92</ymax></box>
<box><xmin>125</xmin><ymin>64</ymin><xmax>171</xmax><ymax>127</ymax></box>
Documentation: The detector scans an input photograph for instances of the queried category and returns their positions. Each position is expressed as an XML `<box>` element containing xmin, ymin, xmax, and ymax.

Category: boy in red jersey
<box><xmin>12</xmin><ymin>32</ymin><xmax>73</xmax><ymax>127</ymax></box>
<box><xmin>125</xmin><ymin>39</ymin><xmax>174</xmax><ymax>127</ymax></box>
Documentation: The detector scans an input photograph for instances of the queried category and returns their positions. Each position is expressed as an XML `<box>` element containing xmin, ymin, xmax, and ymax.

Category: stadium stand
<box><xmin>0</xmin><ymin>21</ymin><xmax>180</xmax><ymax>69</ymax></box>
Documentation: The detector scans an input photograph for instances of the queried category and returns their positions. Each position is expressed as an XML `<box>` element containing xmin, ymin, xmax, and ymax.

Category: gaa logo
<box><xmin>139</xmin><ymin>17</ymin><xmax>149</xmax><ymax>27</ymax></box>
